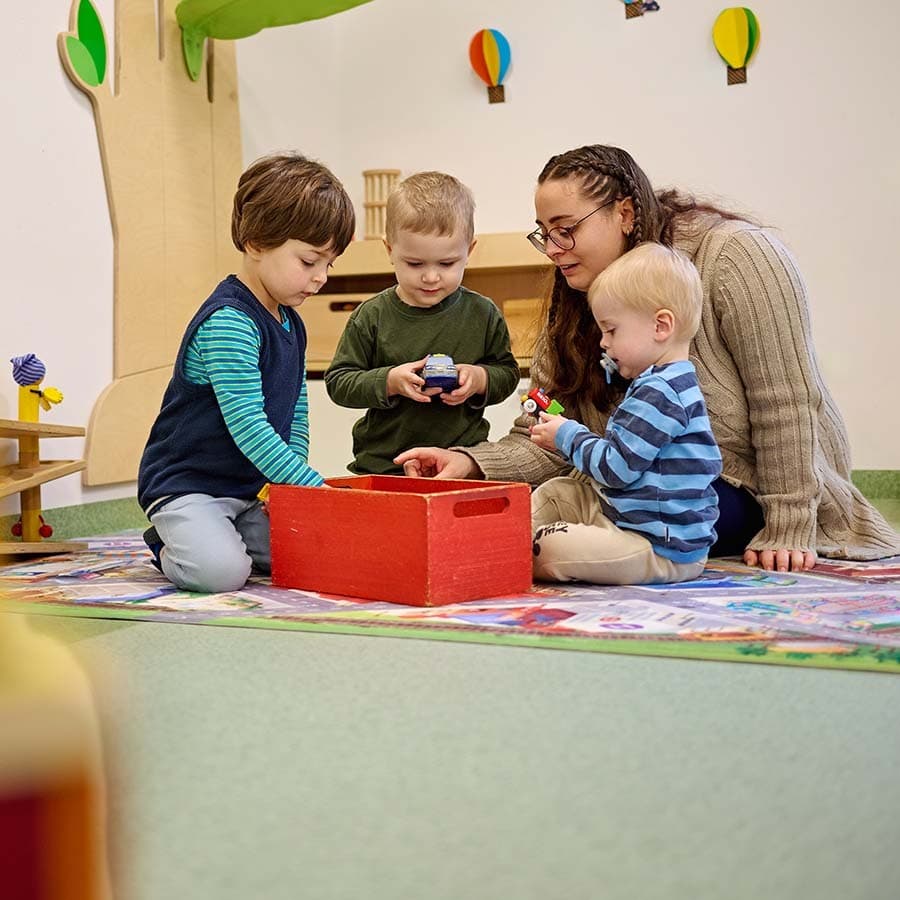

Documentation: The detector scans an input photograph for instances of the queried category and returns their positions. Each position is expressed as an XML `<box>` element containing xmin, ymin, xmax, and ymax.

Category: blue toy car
<box><xmin>421</xmin><ymin>353</ymin><xmax>459</xmax><ymax>391</ymax></box>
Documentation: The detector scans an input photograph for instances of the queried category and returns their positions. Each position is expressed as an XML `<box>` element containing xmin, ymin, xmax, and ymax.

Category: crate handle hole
<box><xmin>453</xmin><ymin>497</ymin><xmax>510</xmax><ymax>518</ymax></box>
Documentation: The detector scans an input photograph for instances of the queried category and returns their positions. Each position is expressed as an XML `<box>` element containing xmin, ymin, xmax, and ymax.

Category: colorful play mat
<box><xmin>3</xmin><ymin>534</ymin><xmax>899</xmax><ymax>674</ymax></box>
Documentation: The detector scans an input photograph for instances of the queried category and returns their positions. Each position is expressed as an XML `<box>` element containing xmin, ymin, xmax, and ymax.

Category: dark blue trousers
<box><xmin>710</xmin><ymin>477</ymin><xmax>764</xmax><ymax>557</ymax></box>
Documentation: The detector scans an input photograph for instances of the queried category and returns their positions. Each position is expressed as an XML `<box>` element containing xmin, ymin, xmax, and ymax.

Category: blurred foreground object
<box><xmin>0</xmin><ymin>613</ymin><xmax>111</xmax><ymax>899</ymax></box>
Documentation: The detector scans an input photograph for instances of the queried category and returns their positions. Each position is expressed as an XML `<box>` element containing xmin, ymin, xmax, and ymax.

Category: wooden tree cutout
<box><xmin>58</xmin><ymin>0</ymin><xmax>242</xmax><ymax>485</ymax></box>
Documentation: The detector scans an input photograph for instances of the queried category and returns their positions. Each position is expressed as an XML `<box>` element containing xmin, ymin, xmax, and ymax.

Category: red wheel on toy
<box><xmin>39</xmin><ymin>523</ymin><xmax>54</xmax><ymax>538</ymax></box>
<box><xmin>11</xmin><ymin>520</ymin><xmax>22</xmax><ymax>537</ymax></box>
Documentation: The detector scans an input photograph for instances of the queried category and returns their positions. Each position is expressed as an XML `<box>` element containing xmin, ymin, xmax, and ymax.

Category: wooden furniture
<box><xmin>362</xmin><ymin>169</ymin><xmax>401</xmax><ymax>239</ymax></box>
<box><xmin>59</xmin><ymin>0</ymin><xmax>242</xmax><ymax>486</ymax></box>
<box><xmin>303</xmin><ymin>233</ymin><xmax>553</xmax><ymax>373</ymax></box>
<box><xmin>0</xmin><ymin>419</ymin><xmax>86</xmax><ymax>555</ymax></box>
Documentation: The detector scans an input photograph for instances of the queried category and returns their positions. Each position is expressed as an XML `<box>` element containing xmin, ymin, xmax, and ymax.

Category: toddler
<box><xmin>529</xmin><ymin>243</ymin><xmax>722</xmax><ymax>584</ymax></box>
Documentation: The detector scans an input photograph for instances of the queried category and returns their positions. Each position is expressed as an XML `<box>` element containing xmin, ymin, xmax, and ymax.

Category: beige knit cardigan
<box><xmin>463</xmin><ymin>217</ymin><xmax>899</xmax><ymax>560</ymax></box>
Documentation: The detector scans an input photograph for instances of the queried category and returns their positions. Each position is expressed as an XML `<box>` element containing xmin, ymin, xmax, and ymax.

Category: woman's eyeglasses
<box><xmin>526</xmin><ymin>198</ymin><xmax>617</xmax><ymax>254</ymax></box>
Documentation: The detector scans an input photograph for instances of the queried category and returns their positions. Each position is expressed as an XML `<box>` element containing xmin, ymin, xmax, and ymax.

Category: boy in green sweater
<box><xmin>324</xmin><ymin>171</ymin><xmax>520</xmax><ymax>474</ymax></box>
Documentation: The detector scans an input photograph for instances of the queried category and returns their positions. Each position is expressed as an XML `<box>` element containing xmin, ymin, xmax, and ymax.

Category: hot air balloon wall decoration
<box><xmin>618</xmin><ymin>2</ymin><xmax>661</xmax><ymax>21</ymax></box>
<box><xmin>712</xmin><ymin>7</ymin><xmax>760</xmax><ymax>85</ymax></box>
<box><xmin>469</xmin><ymin>29</ymin><xmax>511</xmax><ymax>104</ymax></box>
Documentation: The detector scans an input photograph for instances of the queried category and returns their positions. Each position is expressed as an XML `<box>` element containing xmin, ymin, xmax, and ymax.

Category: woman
<box><xmin>395</xmin><ymin>145</ymin><xmax>899</xmax><ymax>572</ymax></box>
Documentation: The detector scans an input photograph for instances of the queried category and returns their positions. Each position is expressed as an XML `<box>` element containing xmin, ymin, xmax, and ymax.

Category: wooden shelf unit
<box><xmin>303</xmin><ymin>233</ymin><xmax>552</xmax><ymax>373</ymax></box>
<box><xmin>0</xmin><ymin>418</ymin><xmax>87</xmax><ymax>556</ymax></box>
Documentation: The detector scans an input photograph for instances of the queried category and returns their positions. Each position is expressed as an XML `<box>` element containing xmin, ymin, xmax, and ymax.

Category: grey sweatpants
<box><xmin>149</xmin><ymin>493</ymin><xmax>271</xmax><ymax>593</ymax></box>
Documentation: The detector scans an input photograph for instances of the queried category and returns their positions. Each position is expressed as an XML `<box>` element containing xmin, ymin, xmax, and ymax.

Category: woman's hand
<box><xmin>529</xmin><ymin>412</ymin><xmax>565</xmax><ymax>452</ymax></box>
<box><xmin>439</xmin><ymin>364</ymin><xmax>487</xmax><ymax>406</ymax></box>
<box><xmin>743</xmin><ymin>548</ymin><xmax>817</xmax><ymax>573</ymax></box>
<box><xmin>393</xmin><ymin>447</ymin><xmax>480</xmax><ymax>479</ymax></box>
<box><xmin>386</xmin><ymin>357</ymin><xmax>442</xmax><ymax>403</ymax></box>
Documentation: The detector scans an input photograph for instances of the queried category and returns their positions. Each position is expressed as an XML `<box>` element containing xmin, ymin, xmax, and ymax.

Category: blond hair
<box><xmin>385</xmin><ymin>171</ymin><xmax>475</xmax><ymax>243</ymax></box>
<box><xmin>231</xmin><ymin>152</ymin><xmax>355</xmax><ymax>253</ymax></box>
<box><xmin>588</xmin><ymin>242</ymin><xmax>703</xmax><ymax>340</ymax></box>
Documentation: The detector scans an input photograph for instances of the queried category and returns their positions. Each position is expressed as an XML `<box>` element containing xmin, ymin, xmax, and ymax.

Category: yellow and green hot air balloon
<box><xmin>712</xmin><ymin>7</ymin><xmax>760</xmax><ymax>85</ymax></box>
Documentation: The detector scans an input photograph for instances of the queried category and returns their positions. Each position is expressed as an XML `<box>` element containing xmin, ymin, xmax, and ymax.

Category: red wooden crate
<box><xmin>270</xmin><ymin>475</ymin><xmax>533</xmax><ymax>606</ymax></box>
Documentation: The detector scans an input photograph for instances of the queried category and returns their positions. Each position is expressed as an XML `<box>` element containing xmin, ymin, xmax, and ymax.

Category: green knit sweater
<box><xmin>325</xmin><ymin>285</ymin><xmax>520</xmax><ymax>474</ymax></box>
<box><xmin>461</xmin><ymin>218</ymin><xmax>900</xmax><ymax>561</ymax></box>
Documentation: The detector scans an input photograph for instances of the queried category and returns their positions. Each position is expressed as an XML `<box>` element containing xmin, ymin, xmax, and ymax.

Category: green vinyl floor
<box><xmin>8</xmin><ymin>490</ymin><xmax>900</xmax><ymax>899</ymax></box>
<box><xmin>19</xmin><ymin>610</ymin><xmax>900</xmax><ymax>900</ymax></box>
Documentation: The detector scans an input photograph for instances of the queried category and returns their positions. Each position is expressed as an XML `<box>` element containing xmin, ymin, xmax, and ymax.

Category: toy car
<box><xmin>421</xmin><ymin>353</ymin><xmax>459</xmax><ymax>391</ymax></box>
<box><xmin>521</xmin><ymin>387</ymin><xmax>564</xmax><ymax>416</ymax></box>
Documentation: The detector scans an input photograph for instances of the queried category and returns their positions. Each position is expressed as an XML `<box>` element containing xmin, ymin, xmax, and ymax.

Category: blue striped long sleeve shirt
<box><xmin>184</xmin><ymin>307</ymin><xmax>324</xmax><ymax>487</ymax></box>
<box><xmin>555</xmin><ymin>360</ymin><xmax>721</xmax><ymax>563</ymax></box>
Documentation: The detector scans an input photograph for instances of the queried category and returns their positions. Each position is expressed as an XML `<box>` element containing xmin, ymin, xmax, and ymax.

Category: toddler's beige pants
<box><xmin>531</xmin><ymin>476</ymin><xmax>705</xmax><ymax>585</ymax></box>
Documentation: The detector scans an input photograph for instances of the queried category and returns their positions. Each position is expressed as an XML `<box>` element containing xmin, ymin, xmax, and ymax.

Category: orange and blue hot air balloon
<box><xmin>469</xmin><ymin>28</ymin><xmax>511</xmax><ymax>104</ymax></box>
<box><xmin>712</xmin><ymin>8</ymin><xmax>760</xmax><ymax>85</ymax></box>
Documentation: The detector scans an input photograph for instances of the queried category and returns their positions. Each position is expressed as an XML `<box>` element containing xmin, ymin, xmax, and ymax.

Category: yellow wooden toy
<box><xmin>1</xmin><ymin>355</ymin><xmax>86</xmax><ymax>556</ymax></box>
<box><xmin>17</xmin><ymin>360</ymin><xmax>64</xmax><ymax>424</ymax></box>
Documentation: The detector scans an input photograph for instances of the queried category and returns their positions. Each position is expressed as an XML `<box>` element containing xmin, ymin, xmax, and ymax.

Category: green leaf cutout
<box><xmin>181</xmin><ymin>28</ymin><xmax>206</xmax><ymax>81</ymax></box>
<box><xmin>176</xmin><ymin>0</ymin><xmax>374</xmax><ymax>77</ymax></box>
<box><xmin>65</xmin><ymin>35</ymin><xmax>100</xmax><ymax>86</ymax></box>
<box><xmin>76</xmin><ymin>0</ymin><xmax>106</xmax><ymax>84</ymax></box>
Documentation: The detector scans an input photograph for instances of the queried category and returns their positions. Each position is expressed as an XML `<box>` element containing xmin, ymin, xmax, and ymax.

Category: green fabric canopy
<box><xmin>176</xmin><ymin>0</ymin><xmax>375</xmax><ymax>79</ymax></box>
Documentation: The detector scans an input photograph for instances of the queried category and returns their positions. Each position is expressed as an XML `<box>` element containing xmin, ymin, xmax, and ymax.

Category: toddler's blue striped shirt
<box><xmin>556</xmin><ymin>360</ymin><xmax>722</xmax><ymax>563</ymax></box>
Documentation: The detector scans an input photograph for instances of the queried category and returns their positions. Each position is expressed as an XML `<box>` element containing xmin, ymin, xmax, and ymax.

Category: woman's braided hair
<box><xmin>533</xmin><ymin>145</ymin><xmax>749</xmax><ymax>420</ymax></box>
<box><xmin>535</xmin><ymin>146</ymin><xmax>670</xmax><ymax>418</ymax></box>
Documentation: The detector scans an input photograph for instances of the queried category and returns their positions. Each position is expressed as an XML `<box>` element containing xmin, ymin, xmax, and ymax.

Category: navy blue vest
<box><xmin>138</xmin><ymin>276</ymin><xmax>306</xmax><ymax>512</ymax></box>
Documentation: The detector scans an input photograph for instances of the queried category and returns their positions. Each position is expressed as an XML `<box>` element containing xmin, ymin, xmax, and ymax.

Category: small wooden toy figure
<box><xmin>12</xmin><ymin>353</ymin><xmax>64</xmax><ymax>422</ymax></box>
<box><xmin>9</xmin><ymin>354</ymin><xmax>65</xmax><ymax>540</ymax></box>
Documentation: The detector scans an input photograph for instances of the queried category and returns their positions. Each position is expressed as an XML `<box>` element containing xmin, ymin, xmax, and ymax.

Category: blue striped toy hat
<box><xmin>10</xmin><ymin>354</ymin><xmax>46</xmax><ymax>386</ymax></box>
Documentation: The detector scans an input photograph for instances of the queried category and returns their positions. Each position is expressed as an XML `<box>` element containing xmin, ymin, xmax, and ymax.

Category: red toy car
<box><xmin>521</xmin><ymin>387</ymin><xmax>564</xmax><ymax>415</ymax></box>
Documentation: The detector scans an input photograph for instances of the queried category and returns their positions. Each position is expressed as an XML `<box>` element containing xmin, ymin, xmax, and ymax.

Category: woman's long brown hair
<box><xmin>535</xmin><ymin>145</ymin><xmax>747</xmax><ymax>421</ymax></box>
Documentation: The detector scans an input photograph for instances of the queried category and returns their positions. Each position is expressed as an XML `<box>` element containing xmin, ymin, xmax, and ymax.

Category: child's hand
<box><xmin>530</xmin><ymin>412</ymin><xmax>565</xmax><ymax>451</ymax></box>
<box><xmin>387</xmin><ymin>358</ymin><xmax>442</xmax><ymax>403</ymax></box>
<box><xmin>440</xmin><ymin>364</ymin><xmax>486</xmax><ymax>406</ymax></box>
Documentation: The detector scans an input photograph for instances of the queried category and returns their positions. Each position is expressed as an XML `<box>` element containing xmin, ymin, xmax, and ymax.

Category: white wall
<box><xmin>3</xmin><ymin>0</ymin><xmax>898</xmax><ymax>516</ymax></box>
<box><xmin>2</xmin><ymin>0</ymin><xmax>118</xmax><ymax>516</ymax></box>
